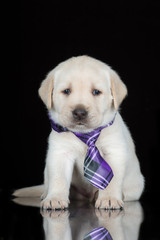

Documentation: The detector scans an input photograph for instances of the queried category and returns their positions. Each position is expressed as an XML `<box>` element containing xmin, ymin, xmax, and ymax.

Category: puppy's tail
<box><xmin>13</xmin><ymin>185</ymin><xmax>44</xmax><ymax>198</ymax></box>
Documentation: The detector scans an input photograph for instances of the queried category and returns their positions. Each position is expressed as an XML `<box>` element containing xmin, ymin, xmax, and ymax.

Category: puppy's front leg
<box><xmin>95</xmin><ymin>152</ymin><xmax>126</xmax><ymax>209</ymax></box>
<box><xmin>41</xmin><ymin>133</ymin><xmax>75</xmax><ymax>210</ymax></box>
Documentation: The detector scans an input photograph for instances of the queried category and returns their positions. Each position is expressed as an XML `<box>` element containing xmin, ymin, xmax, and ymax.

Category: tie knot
<box><xmin>73</xmin><ymin>129</ymin><xmax>102</xmax><ymax>146</ymax></box>
<box><xmin>86</xmin><ymin>131</ymin><xmax>101</xmax><ymax>147</ymax></box>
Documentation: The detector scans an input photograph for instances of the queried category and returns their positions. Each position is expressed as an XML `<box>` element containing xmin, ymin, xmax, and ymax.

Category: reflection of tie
<box><xmin>83</xmin><ymin>227</ymin><xmax>112</xmax><ymax>240</ymax></box>
<box><xmin>49</xmin><ymin>114</ymin><xmax>116</xmax><ymax>190</ymax></box>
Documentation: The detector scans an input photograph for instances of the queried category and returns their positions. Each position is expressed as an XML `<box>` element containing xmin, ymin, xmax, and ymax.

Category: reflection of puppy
<box><xmin>13</xmin><ymin>56</ymin><xmax>144</xmax><ymax>209</ymax></box>
<box><xmin>41</xmin><ymin>202</ymin><xmax>143</xmax><ymax>240</ymax></box>
<box><xmin>95</xmin><ymin>202</ymin><xmax>143</xmax><ymax>240</ymax></box>
<box><xmin>41</xmin><ymin>210</ymin><xmax>71</xmax><ymax>240</ymax></box>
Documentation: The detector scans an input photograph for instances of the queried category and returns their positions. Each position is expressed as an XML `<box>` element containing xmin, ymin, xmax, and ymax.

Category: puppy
<box><xmin>13</xmin><ymin>56</ymin><xmax>144</xmax><ymax>209</ymax></box>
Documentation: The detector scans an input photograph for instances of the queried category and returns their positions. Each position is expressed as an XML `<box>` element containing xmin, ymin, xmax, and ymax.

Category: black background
<box><xmin>2</xmin><ymin>0</ymin><xmax>160</xmax><ymax>196</ymax></box>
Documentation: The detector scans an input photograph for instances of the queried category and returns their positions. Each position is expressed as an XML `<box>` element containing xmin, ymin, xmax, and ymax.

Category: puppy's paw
<box><xmin>41</xmin><ymin>197</ymin><xmax>70</xmax><ymax>210</ymax></box>
<box><xmin>95</xmin><ymin>208</ymin><xmax>124</xmax><ymax>219</ymax></box>
<box><xmin>41</xmin><ymin>209</ymin><xmax>70</xmax><ymax>219</ymax></box>
<box><xmin>95</xmin><ymin>197</ymin><xmax>123</xmax><ymax>210</ymax></box>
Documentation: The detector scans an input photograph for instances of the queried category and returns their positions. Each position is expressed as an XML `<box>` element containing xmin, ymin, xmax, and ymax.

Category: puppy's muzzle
<box><xmin>72</xmin><ymin>107</ymin><xmax>88</xmax><ymax>121</ymax></box>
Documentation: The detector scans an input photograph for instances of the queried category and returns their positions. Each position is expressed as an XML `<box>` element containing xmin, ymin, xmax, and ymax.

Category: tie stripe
<box><xmin>83</xmin><ymin>227</ymin><xmax>113</xmax><ymax>240</ymax></box>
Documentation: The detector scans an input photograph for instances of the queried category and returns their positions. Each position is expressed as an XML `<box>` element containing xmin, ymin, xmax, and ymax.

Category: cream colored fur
<box><xmin>13</xmin><ymin>56</ymin><xmax>144</xmax><ymax>209</ymax></box>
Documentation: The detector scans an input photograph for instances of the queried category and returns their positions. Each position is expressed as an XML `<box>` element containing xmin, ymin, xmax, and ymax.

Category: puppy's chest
<box><xmin>95</xmin><ymin>139</ymin><xmax>108</xmax><ymax>159</ymax></box>
<box><xmin>63</xmin><ymin>131</ymin><xmax>108</xmax><ymax>159</ymax></box>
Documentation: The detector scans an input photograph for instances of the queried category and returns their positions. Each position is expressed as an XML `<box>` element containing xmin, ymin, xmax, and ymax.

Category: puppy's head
<box><xmin>39</xmin><ymin>56</ymin><xmax>127</xmax><ymax>132</ymax></box>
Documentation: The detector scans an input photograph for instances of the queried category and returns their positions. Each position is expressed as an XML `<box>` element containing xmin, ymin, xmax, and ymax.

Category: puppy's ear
<box><xmin>110</xmin><ymin>69</ymin><xmax>127</xmax><ymax>110</ymax></box>
<box><xmin>38</xmin><ymin>73</ymin><xmax>53</xmax><ymax>109</ymax></box>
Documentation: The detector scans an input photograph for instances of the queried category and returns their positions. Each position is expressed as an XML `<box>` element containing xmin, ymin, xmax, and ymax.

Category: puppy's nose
<box><xmin>72</xmin><ymin>108</ymin><xmax>88</xmax><ymax>120</ymax></box>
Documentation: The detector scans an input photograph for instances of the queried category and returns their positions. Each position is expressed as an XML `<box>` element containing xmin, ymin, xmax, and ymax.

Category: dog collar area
<box><xmin>49</xmin><ymin>112</ymin><xmax>117</xmax><ymax>135</ymax></box>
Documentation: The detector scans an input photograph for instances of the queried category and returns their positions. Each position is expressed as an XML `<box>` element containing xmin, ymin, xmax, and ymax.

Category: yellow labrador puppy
<box><xmin>14</xmin><ymin>56</ymin><xmax>144</xmax><ymax>209</ymax></box>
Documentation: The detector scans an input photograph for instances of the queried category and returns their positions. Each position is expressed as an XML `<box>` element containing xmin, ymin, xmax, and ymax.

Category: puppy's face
<box><xmin>53</xmin><ymin>66</ymin><xmax>113</xmax><ymax>131</ymax></box>
<box><xmin>39</xmin><ymin>56</ymin><xmax>127</xmax><ymax>132</ymax></box>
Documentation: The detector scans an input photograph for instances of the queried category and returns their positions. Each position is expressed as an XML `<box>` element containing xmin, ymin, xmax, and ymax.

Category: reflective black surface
<box><xmin>1</xmin><ymin>191</ymin><xmax>160</xmax><ymax>240</ymax></box>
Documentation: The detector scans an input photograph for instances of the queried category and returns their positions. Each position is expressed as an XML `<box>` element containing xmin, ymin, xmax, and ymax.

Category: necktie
<box><xmin>49</xmin><ymin>114</ymin><xmax>116</xmax><ymax>189</ymax></box>
<box><xmin>83</xmin><ymin>227</ymin><xmax>112</xmax><ymax>240</ymax></box>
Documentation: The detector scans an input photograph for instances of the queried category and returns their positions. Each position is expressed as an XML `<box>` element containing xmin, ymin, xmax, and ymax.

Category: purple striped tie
<box><xmin>49</xmin><ymin>114</ymin><xmax>116</xmax><ymax>189</ymax></box>
<box><xmin>84</xmin><ymin>227</ymin><xmax>112</xmax><ymax>240</ymax></box>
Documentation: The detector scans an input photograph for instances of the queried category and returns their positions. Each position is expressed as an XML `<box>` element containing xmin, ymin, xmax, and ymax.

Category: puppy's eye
<box><xmin>92</xmin><ymin>89</ymin><xmax>101</xmax><ymax>96</ymax></box>
<box><xmin>62</xmin><ymin>89</ymin><xmax>71</xmax><ymax>95</ymax></box>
